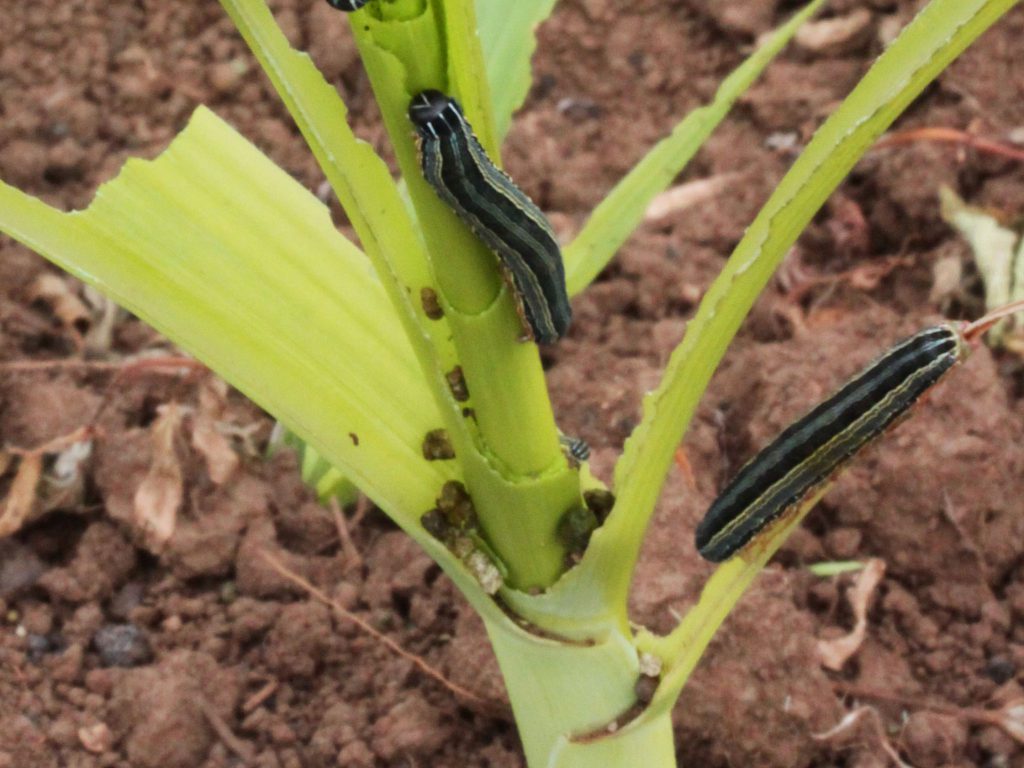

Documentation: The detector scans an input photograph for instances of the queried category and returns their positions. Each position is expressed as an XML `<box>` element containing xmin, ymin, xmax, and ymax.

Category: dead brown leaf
<box><xmin>191</xmin><ymin>378</ymin><xmax>238</xmax><ymax>485</ymax></box>
<box><xmin>1</xmin><ymin>426</ymin><xmax>96</xmax><ymax>537</ymax></box>
<box><xmin>795</xmin><ymin>9</ymin><xmax>872</xmax><ymax>55</ymax></box>
<box><xmin>82</xmin><ymin>289</ymin><xmax>121</xmax><ymax>354</ymax></box>
<box><xmin>0</xmin><ymin>453</ymin><xmax>43</xmax><ymax>539</ymax></box>
<box><xmin>817</xmin><ymin>558</ymin><xmax>886</xmax><ymax>671</ymax></box>
<box><xmin>133</xmin><ymin>403</ymin><xmax>184</xmax><ymax>549</ymax></box>
<box><xmin>644</xmin><ymin>173</ymin><xmax>741</xmax><ymax>222</ymax></box>
<box><xmin>990</xmin><ymin>700</ymin><xmax>1024</xmax><ymax>742</ymax></box>
<box><xmin>77</xmin><ymin>723</ymin><xmax>113</xmax><ymax>754</ymax></box>
<box><xmin>813</xmin><ymin>706</ymin><xmax>912</xmax><ymax>768</ymax></box>
<box><xmin>26</xmin><ymin>272</ymin><xmax>91</xmax><ymax>345</ymax></box>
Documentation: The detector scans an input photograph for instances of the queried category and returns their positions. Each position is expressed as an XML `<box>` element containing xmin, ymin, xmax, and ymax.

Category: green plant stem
<box><xmin>350</xmin><ymin>0</ymin><xmax>580</xmax><ymax>588</ymax></box>
<box><xmin>482</xmin><ymin>614</ymin><xmax>677</xmax><ymax>768</ymax></box>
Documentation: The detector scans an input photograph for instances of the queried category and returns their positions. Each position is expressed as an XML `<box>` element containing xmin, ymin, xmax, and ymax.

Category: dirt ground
<box><xmin>2</xmin><ymin>0</ymin><xmax>1024</xmax><ymax>766</ymax></box>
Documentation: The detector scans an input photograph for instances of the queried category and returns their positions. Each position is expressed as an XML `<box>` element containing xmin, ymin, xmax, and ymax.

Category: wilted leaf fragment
<box><xmin>993</xmin><ymin>700</ymin><xmax>1024</xmax><ymax>742</ymax></box>
<box><xmin>26</xmin><ymin>272</ymin><xmax>92</xmax><ymax>343</ymax></box>
<box><xmin>644</xmin><ymin>174</ymin><xmax>741</xmax><ymax>223</ymax></box>
<box><xmin>78</xmin><ymin>722</ymin><xmax>113</xmax><ymax>754</ymax></box>
<box><xmin>939</xmin><ymin>185</ymin><xmax>1024</xmax><ymax>344</ymax></box>
<box><xmin>1</xmin><ymin>426</ymin><xmax>94</xmax><ymax>536</ymax></box>
<box><xmin>134</xmin><ymin>404</ymin><xmax>184</xmax><ymax>549</ymax></box>
<box><xmin>0</xmin><ymin>453</ymin><xmax>43</xmax><ymax>539</ymax></box>
<box><xmin>191</xmin><ymin>378</ymin><xmax>239</xmax><ymax>485</ymax></box>
<box><xmin>795</xmin><ymin>9</ymin><xmax>872</xmax><ymax>55</ymax></box>
<box><xmin>817</xmin><ymin>558</ymin><xmax>885</xmax><ymax>671</ymax></box>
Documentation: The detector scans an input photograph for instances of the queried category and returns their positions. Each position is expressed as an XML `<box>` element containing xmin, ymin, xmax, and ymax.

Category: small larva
<box><xmin>408</xmin><ymin>90</ymin><xmax>572</xmax><ymax>345</ymax></box>
<box><xmin>559</xmin><ymin>434</ymin><xmax>591</xmax><ymax>463</ymax></box>
<box><xmin>325</xmin><ymin>0</ymin><xmax>369</xmax><ymax>11</ymax></box>
<box><xmin>694</xmin><ymin>302</ymin><xmax>1024</xmax><ymax>563</ymax></box>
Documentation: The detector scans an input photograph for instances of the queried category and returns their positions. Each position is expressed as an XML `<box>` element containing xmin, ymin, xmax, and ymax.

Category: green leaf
<box><xmin>637</xmin><ymin>490</ymin><xmax>828</xmax><ymax>721</ymax></box>
<box><xmin>444</xmin><ymin>0</ymin><xmax>500</xmax><ymax>157</ymax></box>
<box><xmin>485</xmin><ymin>623</ymin><xmax>652</xmax><ymax>768</ymax></box>
<box><xmin>0</xmin><ymin>106</ymin><xmax>511</xmax><ymax>623</ymax></box>
<box><xmin>508</xmin><ymin>0</ymin><xmax>1021</xmax><ymax>633</ymax></box>
<box><xmin>807</xmin><ymin>560</ymin><xmax>866</xmax><ymax>577</ymax></box>
<box><xmin>217</xmin><ymin>0</ymin><xmax>457</xmax><ymax>404</ymax></box>
<box><xmin>0</xmin><ymin>107</ymin><xmax>437</xmax><ymax>512</ymax></box>
<box><xmin>476</xmin><ymin>0</ymin><xmax>560</xmax><ymax>139</ymax></box>
<box><xmin>219</xmin><ymin>0</ymin><xmax>582</xmax><ymax>590</ymax></box>
<box><xmin>594</xmin><ymin>0</ymin><xmax>1019</xmax><ymax>620</ymax></box>
<box><xmin>562</xmin><ymin>0</ymin><xmax>827</xmax><ymax>296</ymax></box>
<box><xmin>274</xmin><ymin>430</ymin><xmax>360</xmax><ymax>507</ymax></box>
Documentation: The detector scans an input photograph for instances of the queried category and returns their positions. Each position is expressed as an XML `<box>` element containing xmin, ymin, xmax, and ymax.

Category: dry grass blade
<box><xmin>241</xmin><ymin>679</ymin><xmax>279</xmax><ymax>713</ymax></box>
<box><xmin>813</xmin><ymin>706</ymin><xmax>912</xmax><ymax>768</ymax></box>
<box><xmin>875</xmin><ymin>126</ymin><xmax>1024</xmax><ymax>162</ymax></box>
<box><xmin>0</xmin><ymin>360</ymin><xmax>124</xmax><ymax>372</ymax></box>
<box><xmin>644</xmin><ymin>173</ymin><xmax>742</xmax><ymax>222</ymax></box>
<box><xmin>6</xmin><ymin>425</ymin><xmax>95</xmax><ymax>457</ymax></box>
<box><xmin>836</xmin><ymin>682</ymin><xmax>1024</xmax><ymax>745</ymax></box>
<box><xmin>198</xmin><ymin>698</ymin><xmax>254</xmax><ymax>762</ymax></box>
<box><xmin>329</xmin><ymin>497</ymin><xmax>362</xmax><ymax>570</ymax></box>
<box><xmin>260</xmin><ymin>550</ymin><xmax>484</xmax><ymax>707</ymax></box>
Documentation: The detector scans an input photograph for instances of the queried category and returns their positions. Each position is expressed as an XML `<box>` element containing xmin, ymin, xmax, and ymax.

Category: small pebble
<box><xmin>26</xmin><ymin>633</ymin><xmax>64</xmax><ymax>662</ymax></box>
<box><xmin>985</xmin><ymin>655</ymin><xmax>1016</xmax><ymax>685</ymax></box>
<box><xmin>93</xmin><ymin>624</ymin><xmax>153</xmax><ymax>668</ymax></box>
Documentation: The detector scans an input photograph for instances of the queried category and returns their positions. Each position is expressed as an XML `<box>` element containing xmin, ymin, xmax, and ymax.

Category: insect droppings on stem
<box><xmin>421</xmin><ymin>428</ymin><xmax>455</xmax><ymax>461</ymax></box>
<box><xmin>420</xmin><ymin>287</ymin><xmax>444</xmax><ymax>320</ymax></box>
<box><xmin>446</xmin><ymin>366</ymin><xmax>469</xmax><ymax>402</ymax></box>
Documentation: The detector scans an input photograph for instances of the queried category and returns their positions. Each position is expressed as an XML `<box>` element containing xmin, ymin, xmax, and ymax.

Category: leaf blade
<box><xmin>476</xmin><ymin>0</ymin><xmax>560</xmax><ymax>139</ymax></box>
<box><xmin>0</xmin><ymin>108</ymin><xmax>512</xmax><ymax>620</ymax></box>
<box><xmin>563</xmin><ymin>0</ymin><xmax>827</xmax><ymax>295</ymax></box>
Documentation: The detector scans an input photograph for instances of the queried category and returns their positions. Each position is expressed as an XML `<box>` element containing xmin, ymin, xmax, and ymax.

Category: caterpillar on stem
<box><xmin>695</xmin><ymin>300</ymin><xmax>1024</xmax><ymax>563</ymax></box>
<box><xmin>408</xmin><ymin>90</ymin><xmax>572</xmax><ymax>345</ymax></box>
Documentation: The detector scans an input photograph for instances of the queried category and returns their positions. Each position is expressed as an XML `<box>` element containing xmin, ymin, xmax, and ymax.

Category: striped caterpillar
<box><xmin>408</xmin><ymin>90</ymin><xmax>572</xmax><ymax>345</ymax></box>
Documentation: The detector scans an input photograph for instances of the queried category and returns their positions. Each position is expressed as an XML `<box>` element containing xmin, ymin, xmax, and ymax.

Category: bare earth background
<box><xmin>2</xmin><ymin>0</ymin><xmax>1024</xmax><ymax>766</ymax></box>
